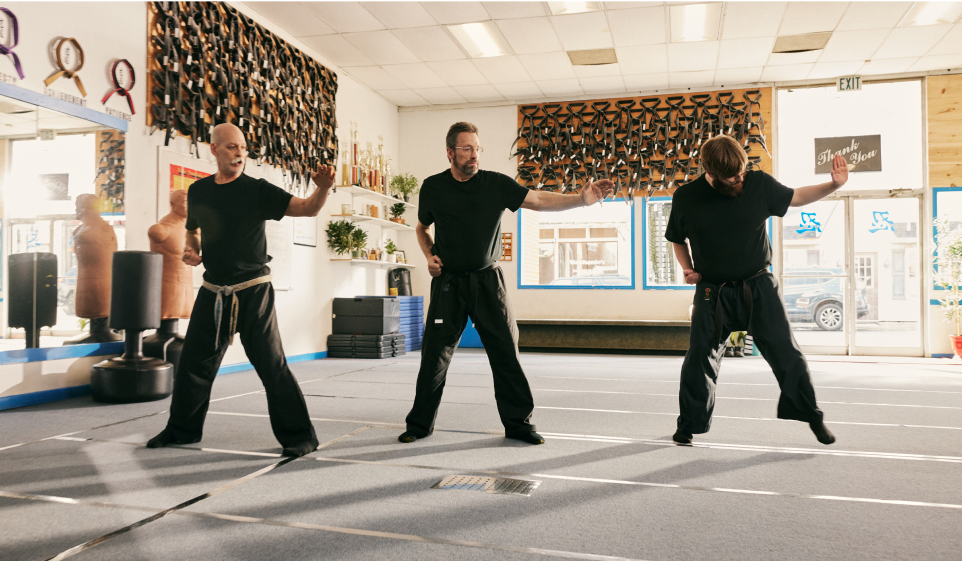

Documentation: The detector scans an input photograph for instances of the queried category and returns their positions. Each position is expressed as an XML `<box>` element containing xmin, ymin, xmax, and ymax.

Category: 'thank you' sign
<box><xmin>814</xmin><ymin>135</ymin><xmax>881</xmax><ymax>173</ymax></box>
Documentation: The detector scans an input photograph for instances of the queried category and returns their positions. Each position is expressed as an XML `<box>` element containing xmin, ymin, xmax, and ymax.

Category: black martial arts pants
<box><xmin>164</xmin><ymin>283</ymin><xmax>318</xmax><ymax>448</ymax></box>
<box><xmin>678</xmin><ymin>272</ymin><xmax>824</xmax><ymax>434</ymax></box>
<box><xmin>404</xmin><ymin>267</ymin><xmax>536</xmax><ymax>437</ymax></box>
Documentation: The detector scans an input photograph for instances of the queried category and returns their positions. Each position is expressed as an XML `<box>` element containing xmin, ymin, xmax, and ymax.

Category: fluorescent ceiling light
<box><xmin>899</xmin><ymin>2</ymin><xmax>962</xmax><ymax>26</ymax></box>
<box><xmin>547</xmin><ymin>2</ymin><xmax>602</xmax><ymax>16</ymax></box>
<box><xmin>669</xmin><ymin>3</ymin><xmax>722</xmax><ymax>42</ymax></box>
<box><xmin>447</xmin><ymin>22</ymin><xmax>511</xmax><ymax>58</ymax></box>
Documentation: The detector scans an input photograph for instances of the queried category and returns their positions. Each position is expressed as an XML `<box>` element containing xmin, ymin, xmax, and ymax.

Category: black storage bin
<box><xmin>9</xmin><ymin>252</ymin><xmax>58</xmax><ymax>348</ymax></box>
<box><xmin>333</xmin><ymin>297</ymin><xmax>400</xmax><ymax>318</ymax></box>
<box><xmin>332</xmin><ymin>315</ymin><xmax>399</xmax><ymax>335</ymax></box>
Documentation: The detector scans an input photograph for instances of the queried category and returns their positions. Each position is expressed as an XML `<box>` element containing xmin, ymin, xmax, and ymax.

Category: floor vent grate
<box><xmin>431</xmin><ymin>475</ymin><xmax>540</xmax><ymax>496</ymax></box>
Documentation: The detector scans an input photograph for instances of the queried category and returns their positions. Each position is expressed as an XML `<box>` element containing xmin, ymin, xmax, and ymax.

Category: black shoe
<box><xmin>282</xmin><ymin>441</ymin><xmax>318</xmax><ymax>458</ymax></box>
<box><xmin>724</xmin><ymin>347</ymin><xmax>733</xmax><ymax>357</ymax></box>
<box><xmin>398</xmin><ymin>430</ymin><xmax>427</xmax><ymax>443</ymax></box>
<box><xmin>733</xmin><ymin>347</ymin><xmax>744</xmax><ymax>357</ymax></box>
<box><xmin>146</xmin><ymin>428</ymin><xmax>201</xmax><ymax>448</ymax></box>
<box><xmin>809</xmin><ymin>421</ymin><xmax>836</xmax><ymax>445</ymax></box>
<box><xmin>672</xmin><ymin>430</ymin><xmax>693</xmax><ymax>445</ymax></box>
<box><xmin>505</xmin><ymin>430</ymin><xmax>545</xmax><ymax>445</ymax></box>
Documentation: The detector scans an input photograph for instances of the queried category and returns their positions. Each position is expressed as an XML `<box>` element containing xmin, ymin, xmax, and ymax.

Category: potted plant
<box><xmin>384</xmin><ymin>239</ymin><xmax>398</xmax><ymax>263</ymax></box>
<box><xmin>350</xmin><ymin>228</ymin><xmax>369</xmax><ymax>259</ymax></box>
<box><xmin>934</xmin><ymin>217</ymin><xmax>962</xmax><ymax>358</ymax></box>
<box><xmin>389</xmin><ymin>202</ymin><xmax>407</xmax><ymax>224</ymax></box>
<box><xmin>390</xmin><ymin>173</ymin><xmax>419</xmax><ymax>202</ymax></box>
<box><xmin>325</xmin><ymin>219</ymin><xmax>355</xmax><ymax>257</ymax></box>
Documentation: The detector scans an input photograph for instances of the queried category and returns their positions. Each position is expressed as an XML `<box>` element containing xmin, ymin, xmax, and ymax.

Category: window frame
<box><xmin>932</xmin><ymin>186</ymin><xmax>962</xmax><ymax>298</ymax></box>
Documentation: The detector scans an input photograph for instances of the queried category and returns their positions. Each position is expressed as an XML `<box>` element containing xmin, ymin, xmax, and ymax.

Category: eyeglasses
<box><xmin>716</xmin><ymin>171</ymin><xmax>745</xmax><ymax>186</ymax></box>
<box><xmin>454</xmin><ymin>146</ymin><xmax>483</xmax><ymax>154</ymax></box>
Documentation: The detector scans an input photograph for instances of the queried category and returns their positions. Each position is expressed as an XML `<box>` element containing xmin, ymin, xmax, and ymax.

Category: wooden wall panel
<box><xmin>927</xmin><ymin>75</ymin><xmax>962</xmax><ymax>187</ymax></box>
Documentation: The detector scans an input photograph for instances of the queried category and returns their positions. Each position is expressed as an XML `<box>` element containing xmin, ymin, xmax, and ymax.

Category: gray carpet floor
<box><xmin>1</xmin><ymin>349</ymin><xmax>961</xmax><ymax>560</ymax></box>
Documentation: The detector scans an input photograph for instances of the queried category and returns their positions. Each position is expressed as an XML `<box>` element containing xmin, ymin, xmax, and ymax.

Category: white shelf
<box><xmin>330</xmin><ymin>214</ymin><xmax>415</xmax><ymax>231</ymax></box>
<box><xmin>336</xmin><ymin>185</ymin><xmax>415</xmax><ymax>208</ymax></box>
<box><xmin>331</xmin><ymin>258</ymin><xmax>415</xmax><ymax>269</ymax></box>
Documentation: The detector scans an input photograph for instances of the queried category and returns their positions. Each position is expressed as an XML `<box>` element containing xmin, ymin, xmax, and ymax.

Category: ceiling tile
<box><xmin>874</xmin><ymin>25</ymin><xmax>953</xmax><ymax>59</ymax></box>
<box><xmin>453</xmin><ymin>85</ymin><xmax>505</xmax><ymax>102</ymax></box>
<box><xmin>777</xmin><ymin>2</ymin><xmax>848</xmax><ymax>36</ymax></box>
<box><xmin>667</xmin><ymin>42</ymin><xmax>719</xmax><ymax>72</ymax></box>
<box><xmin>421</xmin><ymin>2</ymin><xmax>491</xmax><ymax>25</ymax></box>
<box><xmin>819</xmin><ymin>29</ymin><xmax>891</xmax><ymax>62</ymax></box>
<box><xmin>426</xmin><ymin>60</ymin><xmax>489</xmax><ymax>86</ymax></box>
<box><xmin>298</xmin><ymin>35</ymin><xmax>375</xmax><ymax>67</ymax></box>
<box><xmin>669</xmin><ymin>70</ymin><xmax>715</xmax><ymax>89</ymax></box>
<box><xmin>926</xmin><ymin>24</ymin><xmax>962</xmax><ymax>56</ymax></box>
<box><xmin>359</xmin><ymin>2</ymin><xmax>438</xmax><ymax>28</ymax></box>
<box><xmin>536</xmin><ymin>78</ymin><xmax>584</xmax><ymax>97</ymax></box>
<box><xmin>245</xmin><ymin>2</ymin><xmax>335</xmax><ymax>37</ymax></box>
<box><xmin>376</xmin><ymin>89</ymin><xmax>429</xmax><ymax>106</ymax></box>
<box><xmin>807</xmin><ymin>61</ymin><xmax>864</xmax><ymax>79</ymax></box>
<box><xmin>721</xmin><ymin>2</ymin><xmax>787</xmax><ymax>40</ymax></box>
<box><xmin>767</xmin><ymin>50</ymin><xmax>823</xmax><ymax>66</ymax></box>
<box><xmin>343</xmin><ymin>31</ymin><xmax>420</xmax><ymax>65</ymax></box>
<box><xmin>581</xmin><ymin>75</ymin><xmax>626</xmax><ymax>95</ymax></box>
<box><xmin>382</xmin><ymin>63</ymin><xmax>449</xmax><ymax>89</ymax></box>
<box><xmin>344</xmin><ymin>66</ymin><xmax>407</xmax><ymax>90</ymax></box>
<box><xmin>413</xmin><ymin>87</ymin><xmax>468</xmax><ymax>104</ymax></box>
<box><xmin>483</xmin><ymin>2</ymin><xmax>546</xmax><ymax>19</ymax></box>
<box><xmin>908</xmin><ymin>55</ymin><xmax>962</xmax><ymax>72</ymax></box>
<box><xmin>518</xmin><ymin>52</ymin><xmax>577</xmax><ymax>80</ymax></box>
<box><xmin>392</xmin><ymin>26</ymin><xmax>467</xmax><ymax>62</ymax></box>
<box><xmin>303</xmin><ymin>2</ymin><xmax>386</xmax><ymax>33</ymax></box>
<box><xmin>623</xmin><ymin>73</ymin><xmax>670</xmax><ymax>91</ymax></box>
<box><xmin>471</xmin><ymin>56</ymin><xmax>532</xmax><ymax>84</ymax></box>
<box><xmin>859</xmin><ymin>57</ymin><xmax>917</xmax><ymax>74</ymax></box>
<box><xmin>607</xmin><ymin>2</ymin><xmax>665</xmax><ymax>9</ymax></box>
<box><xmin>616</xmin><ymin>44</ymin><xmax>668</xmax><ymax>74</ymax></box>
<box><xmin>717</xmin><ymin>38</ymin><xmax>775</xmax><ymax>69</ymax></box>
<box><xmin>713</xmin><ymin>67</ymin><xmax>763</xmax><ymax>86</ymax></box>
<box><xmin>494</xmin><ymin>82</ymin><xmax>544</xmax><ymax>99</ymax></box>
<box><xmin>550</xmin><ymin>12</ymin><xmax>613</xmax><ymax>51</ymax></box>
<box><xmin>836</xmin><ymin>2</ymin><xmax>912</xmax><ymax>31</ymax></box>
<box><xmin>496</xmin><ymin>17</ymin><xmax>564</xmax><ymax>55</ymax></box>
<box><xmin>608</xmin><ymin>6</ymin><xmax>666</xmax><ymax>47</ymax></box>
<box><xmin>760</xmin><ymin>63</ymin><xmax>814</xmax><ymax>82</ymax></box>
<box><xmin>573</xmin><ymin>63</ymin><xmax>623</xmax><ymax>78</ymax></box>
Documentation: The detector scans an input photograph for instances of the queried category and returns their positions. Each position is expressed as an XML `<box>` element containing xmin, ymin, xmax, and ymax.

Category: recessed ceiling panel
<box><xmin>713</xmin><ymin>66</ymin><xmax>763</xmax><ymax>86</ymax></box>
<box><xmin>494</xmin><ymin>82</ymin><xmax>544</xmax><ymax>99</ymax></box>
<box><xmin>536</xmin><ymin>78</ymin><xmax>584</xmax><ymax>97</ymax></box>
<box><xmin>345</xmin><ymin>66</ymin><xmax>407</xmax><ymax>90</ymax></box>
<box><xmin>344</xmin><ymin>30</ymin><xmax>421</xmax><ymax>65</ymax></box>
<box><xmin>376</xmin><ymin>88</ymin><xmax>430</xmax><ymax>106</ymax></box>
<box><xmin>482</xmin><ymin>2</ymin><xmax>546</xmax><ymax>19</ymax></box>
<box><xmin>836</xmin><ymin>2</ymin><xmax>913</xmax><ymax>31</ymax></box>
<box><xmin>496</xmin><ymin>17</ymin><xmax>564</xmax><ymax>55</ymax></box>
<box><xmin>392</xmin><ymin>27</ymin><xmax>467</xmax><ymax>62</ymax></box>
<box><xmin>819</xmin><ymin>29</ymin><xmax>891</xmax><ymax>63</ymax></box>
<box><xmin>245</xmin><ymin>2</ymin><xmax>335</xmax><ymax>37</ymax></box>
<box><xmin>518</xmin><ymin>52</ymin><xmax>577</xmax><ymax>81</ymax></box>
<box><xmin>760</xmin><ymin>63</ymin><xmax>814</xmax><ymax>81</ymax></box>
<box><xmin>453</xmin><ymin>85</ymin><xmax>505</xmax><ymax>102</ymax></box>
<box><xmin>298</xmin><ymin>35</ymin><xmax>376</xmax><ymax>67</ymax></box>
<box><xmin>669</xmin><ymin>70</ymin><xmax>715</xmax><ymax>88</ymax></box>
<box><xmin>908</xmin><ymin>54</ymin><xmax>962</xmax><ymax>72</ymax></box>
<box><xmin>549</xmin><ymin>12</ymin><xmax>613</xmax><ymax>51</ymax></box>
<box><xmin>717</xmin><ymin>38</ymin><xmax>775</xmax><ymax>69</ymax></box>
<box><xmin>667</xmin><ymin>41</ymin><xmax>719</xmax><ymax>72</ymax></box>
<box><xmin>928</xmin><ymin>24</ymin><xmax>962</xmax><ymax>56</ymax></box>
<box><xmin>382</xmin><ymin>62</ymin><xmax>449</xmax><ymax>89</ymax></box>
<box><xmin>859</xmin><ymin>57</ymin><xmax>918</xmax><ymax>74</ymax></box>
<box><xmin>427</xmin><ymin>60</ymin><xmax>490</xmax><ymax>86</ymax></box>
<box><xmin>413</xmin><ymin>86</ymin><xmax>467</xmax><ymax>104</ymax></box>
<box><xmin>807</xmin><ymin>61</ymin><xmax>865</xmax><ymax>79</ymax></box>
<box><xmin>573</xmin><ymin>62</ymin><xmax>622</xmax><ymax>78</ymax></box>
<box><xmin>471</xmin><ymin>56</ymin><xmax>533</xmax><ymax>83</ymax></box>
<box><xmin>623</xmin><ymin>73</ymin><xmax>670</xmax><ymax>91</ymax></box>
<box><xmin>777</xmin><ymin>2</ymin><xmax>848</xmax><ymax>36</ymax></box>
<box><xmin>873</xmin><ymin>25</ymin><xmax>953</xmax><ymax>59</ymax></box>
<box><xmin>608</xmin><ymin>6</ymin><xmax>667</xmax><ymax>47</ymax></box>
<box><xmin>422</xmin><ymin>2</ymin><xmax>492</xmax><ymax>25</ymax></box>
<box><xmin>360</xmin><ymin>2</ymin><xmax>438</xmax><ymax>28</ymax></box>
<box><xmin>303</xmin><ymin>2</ymin><xmax>386</xmax><ymax>33</ymax></box>
<box><xmin>616</xmin><ymin>44</ymin><xmax>668</xmax><ymax>74</ymax></box>
<box><xmin>580</xmin><ymin>75</ymin><xmax>626</xmax><ymax>94</ymax></box>
<box><xmin>721</xmin><ymin>2</ymin><xmax>788</xmax><ymax>40</ymax></box>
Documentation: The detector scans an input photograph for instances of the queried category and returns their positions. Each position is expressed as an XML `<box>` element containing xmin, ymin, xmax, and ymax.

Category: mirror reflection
<box><xmin>0</xmin><ymin>94</ymin><xmax>126</xmax><ymax>350</ymax></box>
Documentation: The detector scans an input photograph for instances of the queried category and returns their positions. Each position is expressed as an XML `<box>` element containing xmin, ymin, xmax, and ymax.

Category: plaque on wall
<box><xmin>814</xmin><ymin>135</ymin><xmax>881</xmax><ymax>173</ymax></box>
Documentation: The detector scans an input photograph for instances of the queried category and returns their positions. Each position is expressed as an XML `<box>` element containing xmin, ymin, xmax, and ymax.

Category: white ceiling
<box><xmin>243</xmin><ymin>1</ymin><xmax>962</xmax><ymax>107</ymax></box>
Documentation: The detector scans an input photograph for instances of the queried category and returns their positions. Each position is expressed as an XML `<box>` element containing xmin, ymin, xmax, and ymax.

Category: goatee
<box><xmin>714</xmin><ymin>181</ymin><xmax>743</xmax><ymax>198</ymax></box>
<box><xmin>458</xmin><ymin>162</ymin><xmax>478</xmax><ymax>177</ymax></box>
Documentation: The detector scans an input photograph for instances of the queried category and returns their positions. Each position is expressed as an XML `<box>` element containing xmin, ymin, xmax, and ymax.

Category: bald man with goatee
<box><xmin>148</xmin><ymin>123</ymin><xmax>335</xmax><ymax>458</ymax></box>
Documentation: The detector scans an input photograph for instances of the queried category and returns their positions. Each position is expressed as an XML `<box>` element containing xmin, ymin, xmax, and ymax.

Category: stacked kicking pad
<box><xmin>327</xmin><ymin>334</ymin><xmax>406</xmax><ymax>358</ymax></box>
<box><xmin>329</xmin><ymin>297</ymin><xmax>405</xmax><ymax>359</ymax></box>
<box><xmin>397</xmin><ymin>295</ymin><xmax>424</xmax><ymax>352</ymax></box>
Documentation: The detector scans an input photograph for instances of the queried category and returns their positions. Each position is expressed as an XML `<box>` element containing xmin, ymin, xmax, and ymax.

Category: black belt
<box><xmin>712</xmin><ymin>269</ymin><xmax>768</xmax><ymax>348</ymax></box>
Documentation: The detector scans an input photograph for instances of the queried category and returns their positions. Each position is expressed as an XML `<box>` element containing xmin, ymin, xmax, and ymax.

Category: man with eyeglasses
<box><xmin>398</xmin><ymin>121</ymin><xmax>613</xmax><ymax>445</ymax></box>
<box><xmin>665</xmin><ymin>134</ymin><xmax>849</xmax><ymax>446</ymax></box>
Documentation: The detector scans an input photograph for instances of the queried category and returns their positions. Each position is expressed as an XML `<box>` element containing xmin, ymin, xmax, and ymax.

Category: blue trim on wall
<box><xmin>0</xmin><ymin>81</ymin><xmax>129</xmax><ymax>132</ymax></box>
<box><xmin>932</xmin><ymin>186</ymin><xmax>962</xmax><ymax>293</ymax></box>
<box><xmin>517</xmin><ymin>197</ymin><xmax>636</xmax><ymax>290</ymax></box>
<box><xmin>0</xmin><ymin>342</ymin><xmax>124</xmax><ymax>365</ymax></box>
<box><xmin>215</xmin><ymin>351</ymin><xmax>328</xmax><ymax>375</ymax></box>
<box><xmin>932</xmin><ymin>353</ymin><xmax>957</xmax><ymax>358</ymax></box>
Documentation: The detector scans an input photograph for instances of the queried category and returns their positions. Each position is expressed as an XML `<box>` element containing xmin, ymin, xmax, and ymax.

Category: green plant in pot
<box><xmin>384</xmin><ymin>239</ymin><xmax>398</xmax><ymax>263</ymax></box>
<box><xmin>325</xmin><ymin>219</ymin><xmax>355</xmax><ymax>257</ymax></box>
<box><xmin>390</xmin><ymin>173</ymin><xmax>419</xmax><ymax>202</ymax></box>
<box><xmin>350</xmin><ymin>228</ymin><xmax>369</xmax><ymax>259</ymax></box>
<box><xmin>934</xmin><ymin>217</ymin><xmax>962</xmax><ymax>358</ymax></box>
<box><xmin>389</xmin><ymin>202</ymin><xmax>407</xmax><ymax>224</ymax></box>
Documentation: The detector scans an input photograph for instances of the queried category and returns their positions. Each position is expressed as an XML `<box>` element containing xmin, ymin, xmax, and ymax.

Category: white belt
<box><xmin>202</xmin><ymin>274</ymin><xmax>272</xmax><ymax>350</ymax></box>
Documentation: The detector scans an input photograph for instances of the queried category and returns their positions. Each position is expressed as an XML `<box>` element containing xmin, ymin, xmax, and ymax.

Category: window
<box><xmin>855</xmin><ymin>255</ymin><xmax>874</xmax><ymax>288</ymax></box>
<box><xmin>892</xmin><ymin>249</ymin><xmax>905</xmax><ymax>300</ymax></box>
<box><xmin>643</xmin><ymin>198</ymin><xmax>686</xmax><ymax>288</ymax></box>
<box><xmin>518</xmin><ymin>202</ymin><xmax>633</xmax><ymax>289</ymax></box>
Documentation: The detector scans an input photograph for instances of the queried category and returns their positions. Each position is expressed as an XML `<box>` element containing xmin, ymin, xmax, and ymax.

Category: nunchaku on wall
<box><xmin>512</xmin><ymin>87</ymin><xmax>773</xmax><ymax>204</ymax></box>
<box><xmin>147</xmin><ymin>1</ymin><xmax>339</xmax><ymax>194</ymax></box>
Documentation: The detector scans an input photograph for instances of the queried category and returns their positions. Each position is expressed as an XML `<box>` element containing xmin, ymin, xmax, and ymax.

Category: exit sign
<box><xmin>837</xmin><ymin>76</ymin><xmax>863</xmax><ymax>92</ymax></box>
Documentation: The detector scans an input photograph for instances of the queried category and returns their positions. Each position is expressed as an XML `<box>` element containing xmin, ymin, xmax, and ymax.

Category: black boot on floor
<box><xmin>809</xmin><ymin>421</ymin><xmax>836</xmax><ymax>445</ymax></box>
<box><xmin>672</xmin><ymin>430</ymin><xmax>693</xmax><ymax>445</ymax></box>
<box><xmin>398</xmin><ymin>430</ymin><xmax>428</xmax><ymax>443</ymax></box>
<box><xmin>282</xmin><ymin>441</ymin><xmax>318</xmax><ymax>458</ymax></box>
<box><xmin>146</xmin><ymin>428</ymin><xmax>201</xmax><ymax>448</ymax></box>
<box><xmin>505</xmin><ymin>430</ymin><xmax>545</xmax><ymax>445</ymax></box>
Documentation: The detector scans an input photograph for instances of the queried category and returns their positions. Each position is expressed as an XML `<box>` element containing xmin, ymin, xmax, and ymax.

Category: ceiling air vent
<box><xmin>772</xmin><ymin>32</ymin><xmax>832</xmax><ymax>54</ymax></box>
<box><xmin>567</xmin><ymin>48</ymin><xmax>618</xmax><ymax>66</ymax></box>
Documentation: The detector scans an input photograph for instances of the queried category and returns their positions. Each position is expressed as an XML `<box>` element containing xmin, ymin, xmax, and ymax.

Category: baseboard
<box><xmin>0</xmin><ymin>351</ymin><xmax>329</xmax><ymax>411</ymax></box>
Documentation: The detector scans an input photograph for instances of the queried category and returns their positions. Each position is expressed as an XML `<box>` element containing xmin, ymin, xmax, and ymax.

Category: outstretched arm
<box><xmin>672</xmin><ymin>242</ymin><xmax>701</xmax><ymax>284</ymax></box>
<box><xmin>520</xmin><ymin>179</ymin><xmax>615</xmax><ymax>211</ymax></box>
<box><xmin>790</xmin><ymin>154</ymin><xmax>850</xmax><ymax>207</ymax></box>
<box><xmin>286</xmin><ymin>164</ymin><xmax>336</xmax><ymax>217</ymax></box>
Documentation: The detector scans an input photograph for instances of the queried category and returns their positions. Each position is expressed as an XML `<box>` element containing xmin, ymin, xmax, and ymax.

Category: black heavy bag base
<box><xmin>91</xmin><ymin>355</ymin><xmax>173</xmax><ymax>403</ymax></box>
<box><xmin>143</xmin><ymin>319</ymin><xmax>185</xmax><ymax>377</ymax></box>
<box><xmin>64</xmin><ymin>317</ymin><xmax>124</xmax><ymax>345</ymax></box>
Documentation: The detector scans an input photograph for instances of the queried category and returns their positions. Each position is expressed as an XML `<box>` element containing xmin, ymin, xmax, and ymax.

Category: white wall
<box><xmin>398</xmin><ymin>106</ymin><xmax>694</xmax><ymax>321</ymax></box>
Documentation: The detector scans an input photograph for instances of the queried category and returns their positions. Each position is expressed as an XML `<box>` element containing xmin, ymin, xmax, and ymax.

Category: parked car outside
<box><xmin>782</xmin><ymin>268</ymin><xmax>868</xmax><ymax>331</ymax></box>
<box><xmin>58</xmin><ymin>266</ymin><xmax>77</xmax><ymax>316</ymax></box>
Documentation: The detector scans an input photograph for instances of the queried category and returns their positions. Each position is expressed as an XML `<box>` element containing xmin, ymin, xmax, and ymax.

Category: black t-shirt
<box><xmin>664</xmin><ymin>171</ymin><xmax>793</xmax><ymax>284</ymax></box>
<box><xmin>418</xmin><ymin>169</ymin><xmax>529</xmax><ymax>272</ymax></box>
<box><xmin>185</xmin><ymin>173</ymin><xmax>293</xmax><ymax>285</ymax></box>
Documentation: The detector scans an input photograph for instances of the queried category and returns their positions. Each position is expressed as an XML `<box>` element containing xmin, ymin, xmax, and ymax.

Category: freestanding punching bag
<box><xmin>8</xmin><ymin>253</ymin><xmax>58</xmax><ymax>348</ymax></box>
<box><xmin>90</xmin><ymin>251</ymin><xmax>173</xmax><ymax>403</ymax></box>
<box><xmin>388</xmin><ymin>267</ymin><xmax>412</xmax><ymax>296</ymax></box>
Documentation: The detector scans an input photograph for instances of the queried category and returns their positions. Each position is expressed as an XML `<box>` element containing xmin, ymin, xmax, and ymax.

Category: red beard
<box><xmin>714</xmin><ymin>180</ymin><xmax>743</xmax><ymax>197</ymax></box>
